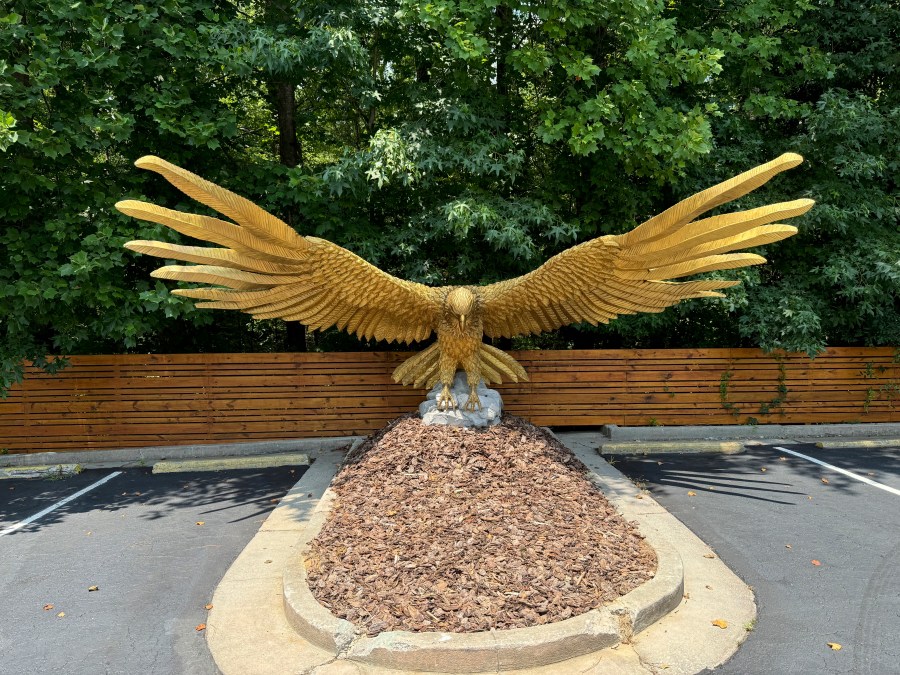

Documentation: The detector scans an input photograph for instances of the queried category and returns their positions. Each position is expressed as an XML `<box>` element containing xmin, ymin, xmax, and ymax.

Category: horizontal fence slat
<box><xmin>2</xmin><ymin>347</ymin><xmax>897</xmax><ymax>453</ymax></box>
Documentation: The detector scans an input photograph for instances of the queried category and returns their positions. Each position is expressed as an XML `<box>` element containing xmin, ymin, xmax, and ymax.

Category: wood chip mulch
<box><xmin>304</xmin><ymin>415</ymin><xmax>657</xmax><ymax>636</ymax></box>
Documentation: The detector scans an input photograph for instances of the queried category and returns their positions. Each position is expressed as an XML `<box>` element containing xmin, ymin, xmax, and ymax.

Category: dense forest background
<box><xmin>1</xmin><ymin>0</ymin><xmax>897</xmax><ymax>388</ymax></box>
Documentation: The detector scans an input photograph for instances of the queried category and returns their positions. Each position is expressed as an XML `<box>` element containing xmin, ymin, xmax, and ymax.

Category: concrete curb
<box><xmin>564</xmin><ymin>436</ymin><xmax>757</xmax><ymax>674</ymax></box>
<box><xmin>3</xmin><ymin>421</ymin><xmax>896</xmax><ymax>469</ymax></box>
<box><xmin>152</xmin><ymin>453</ymin><xmax>311</xmax><ymax>474</ymax></box>
<box><xmin>599</xmin><ymin>440</ymin><xmax>745</xmax><ymax>456</ymax></box>
<box><xmin>0</xmin><ymin>464</ymin><xmax>82</xmax><ymax>480</ymax></box>
<box><xmin>206</xmin><ymin>435</ymin><xmax>756</xmax><ymax>675</ymax></box>
<box><xmin>815</xmin><ymin>438</ymin><xmax>900</xmax><ymax>449</ymax></box>
<box><xmin>0</xmin><ymin>436</ymin><xmax>361</xmax><ymax>469</ymax></box>
<box><xmin>600</xmin><ymin>422</ymin><xmax>900</xmax><ymax>441</ymax></box>
<box><xmin>282</xmin><ymin>488</ymin><xmax>684</xmax><ymax>672</ymax></box>
<box><xmin>205</xmin><ymin>447</ymin><xmax>353</xmax><ymax>675</ymax></box>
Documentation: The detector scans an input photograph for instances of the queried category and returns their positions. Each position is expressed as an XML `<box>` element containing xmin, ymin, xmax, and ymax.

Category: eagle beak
<box><xmin>459</xmin><ymin>315</ymin><xmax>467</xmax><ymax>331</ymax></box>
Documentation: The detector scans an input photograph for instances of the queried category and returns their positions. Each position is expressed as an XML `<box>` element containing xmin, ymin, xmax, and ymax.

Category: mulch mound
<box><xmin>305</xmin><ymin>415</ymin><xmax>657</xmax><ymax>635</ymax></box>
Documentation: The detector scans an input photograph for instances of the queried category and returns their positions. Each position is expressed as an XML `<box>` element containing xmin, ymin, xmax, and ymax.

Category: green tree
<box><xmin>679</xmin><ymin>0</ymin><xmax>900</xmax><ymax>354</ymax></box>
<box><xmin>1</xmin><ymin>0</ymin><xmax>895</xmax><ymax>394</ymax></box>
<box><xmin>0</xmin><ymin>0</ymin><xmax>284</xmax><ymax>389</ymax></box>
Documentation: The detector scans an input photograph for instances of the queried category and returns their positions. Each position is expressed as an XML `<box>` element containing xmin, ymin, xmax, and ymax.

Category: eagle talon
<box><xmin>463</xmin><ymin>389</ymin><xmax>482</xmax><ymax>412</ymax></box>
<box><xmin>436</xmin><ymin>386</ymin><xmax>457</xmax><ymax>411</ymax></box>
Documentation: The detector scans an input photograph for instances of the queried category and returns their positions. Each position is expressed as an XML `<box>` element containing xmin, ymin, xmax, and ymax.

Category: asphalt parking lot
<box><xmin>611</xmin><ymin>442</ymin><xmax>900</xmax><ymax>674</ymax></box>
<box><xmin>0</xmin><ymin>466</ymin><xmax>306</xmax><ymax>675</ymax></box>
<box><xmin>2</xmin><ymin>440</ymin><xmax>897</xmax><ymax>674</ymax></box>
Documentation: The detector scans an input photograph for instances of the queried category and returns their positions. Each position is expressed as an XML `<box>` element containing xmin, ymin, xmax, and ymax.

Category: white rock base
<box><xmin>419</xmin><ymin>372</ymin><xmax>503</xmax><ymax>428</ymax></box>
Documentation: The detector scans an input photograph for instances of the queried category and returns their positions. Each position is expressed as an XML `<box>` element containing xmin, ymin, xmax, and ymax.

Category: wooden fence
<box><xmin>1</xmin><ymin>347</ymin><xmax>897</xmax><ymax>453</ymax></box>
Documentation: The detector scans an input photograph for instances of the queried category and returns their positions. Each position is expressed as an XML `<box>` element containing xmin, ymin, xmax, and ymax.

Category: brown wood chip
<box><xmin>305</xmin><ymin>415</ymin><xmax>656</xmax><ymax>636</ymax></box>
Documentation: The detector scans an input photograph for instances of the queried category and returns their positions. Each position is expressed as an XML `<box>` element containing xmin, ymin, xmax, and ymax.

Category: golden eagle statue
<box><xmin>117</xmin><ymin>153</ymin><xmax>812</xmax><ymax>412</ymax></box>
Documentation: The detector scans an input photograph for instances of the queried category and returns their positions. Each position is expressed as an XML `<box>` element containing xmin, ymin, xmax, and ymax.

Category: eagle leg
<box><xmin>462</xmin><ymin>365</ymin><xmax>482</xmax><ymax>412</ymax></box>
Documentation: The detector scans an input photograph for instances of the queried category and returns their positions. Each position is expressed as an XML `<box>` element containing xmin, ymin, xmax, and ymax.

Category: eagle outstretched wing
<box><xmin>117</xmin><ymin>156</ymin><xmax>442</xmax><ymax>344</ymax></box>
<box><xmin>480</xmin><ymin>153</ymin><xmax>813</xmax><ymax>339</ymax></box>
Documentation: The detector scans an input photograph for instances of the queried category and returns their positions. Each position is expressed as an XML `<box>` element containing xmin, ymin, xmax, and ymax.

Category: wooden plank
<box><xmin>2</xmin><ymin>347</ymin><xmax>898</xmax><ymax>452</ymax></box>
<box><xmin>18</xmin><ymin>346</ymin><xmax>894</xmax><ymax>369</ymax></box>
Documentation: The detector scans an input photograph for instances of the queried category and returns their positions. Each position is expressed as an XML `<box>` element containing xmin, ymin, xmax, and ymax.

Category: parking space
<box><xmin>611</xmin><ymin>442</ymin><xmax>900</xmax><ymax>674</ymax></box>
<box><xmin>1</xmin><ymin>471</ymin><xmax>113</xmax><ymax>531</ymax></box>
<box><xmin>0</xmin><ymin>465</ymin><xmax>306</xmax><ymax>675</ymax></box>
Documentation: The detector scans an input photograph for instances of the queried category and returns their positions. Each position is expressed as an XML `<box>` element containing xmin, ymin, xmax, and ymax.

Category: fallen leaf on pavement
<box><xmin>785</xmin><ymin>544</ymin><xmax>792</xmax><ymax>549</ymax></box>
<box><xmin>43</xmin><ymin>604</ymin><xmax>54</xmax><ymax>611</ymax></box>
<box><xmin>703</xmin><ymin>553</ymin><xmax>716</xmax><ymax>559</ymax></box>
<box><xmin>821</xmin><ymin>477</ymin><xmax>829</xmax><ymax>484</ymax></box>
<box><xmin>761</xmin><ymin>467</ymin><xmax>767</xmax><ymax>472</ymax></box>
<box><xmin>196</xmin><ymin>623</ymin><xmax>206</xmax><ymax>632</ymax></box>
<box><xmin>711</xmin><ymin>619</ymin><xmax>728</xmax><ymax>629</ymax></box>
<box><xmin>196</xmin><ymin>521</ymin><xmax>205</xmax><ymax>526</ymax></box>
<box><xmin>88</xmin><ymin>586</ymin><xmax>99</xmax><ymax>592</ymax></box>
<box><xmin>57</xmin><ymin>612</ymin><xmax>65</xmax><ymax>618</ymax></box>
<box><xmin>205</xmin><ymin>604</ymin><xmax>213</xmax><ymax>611</ymax></box>
<box><xmin>635</xmin><ymin>494</ymin><xmax>644</xmax><ymax>499</ymax></box>
<box><xmin>688</xmin><ymin>491</ymin><xmax>697</xmax><ymax>497</ymax></box>
<box><xmin>827</xmin><ymin>642</ymin><xmax>842</xmax><ymax>651</ymax></box>
<box><xmin>812</xmin><ymin>560</ymin><xmax>822</xmax><ymax>566</ymax></box>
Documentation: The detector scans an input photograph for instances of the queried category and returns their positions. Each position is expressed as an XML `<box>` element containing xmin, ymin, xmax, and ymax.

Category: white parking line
<box><xmin>0</xmin><ymin>471</ymin><xmax>123</xmax><ymax>537</ymax></box>
<box><xmin>773</xmin><ymin>446</ymin><xmax>900</xmax><ymax>497</ymax></box>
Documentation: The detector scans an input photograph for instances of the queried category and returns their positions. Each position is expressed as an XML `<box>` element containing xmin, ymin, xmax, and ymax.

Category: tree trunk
<box><xmin>274</xmin><ymin>81</ymin><xmax>301</xmax><ymax>170</ymax></box>
<box><xmin>495</xmin><ymin>5</ymin><xmax>513</xmax><ymax>100</ymax></box>
<box><xmin>416</xmin><ymin>60</ymin><xmax>431</xmax><ymax>83</ymax></box>
<box><xmin>272</xmin><ymin>80</ymin><xmax>307</xmax><ymax>352</ymax></box>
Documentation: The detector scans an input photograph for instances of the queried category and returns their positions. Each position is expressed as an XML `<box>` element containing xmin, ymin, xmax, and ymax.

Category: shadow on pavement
<box><xmin>608</xmin><ymin>442</ymin><xmax>900</xmax><ymax>505</ymax></box>
<box><xmin>0</xmin><ymin>465</ymin><xmax>307</xmax><ymax>535</ymax></box>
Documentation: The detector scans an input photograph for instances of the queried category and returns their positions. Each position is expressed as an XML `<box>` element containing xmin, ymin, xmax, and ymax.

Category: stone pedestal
<box><xmin>419</xmin><ymin>372</ymin><xmax>502</xmax><ymax>428</ymax></box>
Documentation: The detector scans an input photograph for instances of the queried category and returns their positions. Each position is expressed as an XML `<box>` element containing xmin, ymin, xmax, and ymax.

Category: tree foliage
<box><xmin>0</xmin><ymin>0</ymin><xmax>896</xmax><ymax>389</ymax></box>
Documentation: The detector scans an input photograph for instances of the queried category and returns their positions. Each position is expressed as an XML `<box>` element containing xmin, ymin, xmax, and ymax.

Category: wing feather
<box><xmin>133</xmin><ymin>156</ymin><xmax>304</xmax><ymax>248</ymax></box>
<box><xmin>117</xmin><ymin>202</ymin><xmax>306</xmax><ymax>263</ymax></box>
<box><xmin>626</xmin><ymin>199</ymin><xmax>811</xmax><ymax>258</ymax></box>
<box><xmin>124</xmin><ymin>241</ymin><xmax>299</xmax><ymax>274</ymax></box>
<box><xmin>617</xmin><ymin>153</ymin><xmax>804</xmax><ymax>246</ymax></box>
<box><xmin>250</xmin><ymin>289</ymin><xmax>323</xmax><ymax>318</ymax></box>
<box><xmin>617</xmin><ymin>253</ymin><xmax>765</xmax><ymax>281</ymax></box>
<box><xmin>482</xmin><ymin>154</ymin><xmax>812</xmax><ymax>338</ymax></box>
<box><xmin>120</xmin><ymin>157</ymin><xmax>441</xmax><ymax>344</ymax></box>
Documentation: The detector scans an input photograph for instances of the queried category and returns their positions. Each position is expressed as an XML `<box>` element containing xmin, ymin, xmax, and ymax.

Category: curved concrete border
<box><xmin>206</xmin><ymin>442</ymin><xmax>755</xmax><ymax>675</ymax></box>
<box><xmin>283</xmin><ymin>488</ymin><xmax>683</xmax><ymax>672</ymax></box>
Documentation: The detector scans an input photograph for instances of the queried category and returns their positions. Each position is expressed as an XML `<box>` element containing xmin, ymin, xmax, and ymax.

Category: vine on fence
<box><xmin>861</xmin><ymin>349</ymin><xmax>900</xmax><ymax>413</ymax></box>
<box><xmin>719</xmin><ymin>370</ymin><xmax>740</xmax><ymax>417</ymax></box>
<box><xmin>759</xmin><ymin>358</ymin><xmax>789</xmax><ymax>416</ymax></box>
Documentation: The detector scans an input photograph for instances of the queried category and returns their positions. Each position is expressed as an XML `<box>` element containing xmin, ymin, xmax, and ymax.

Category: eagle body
<box><xmin>118</xmin><ymin>154</ymin><xmax>813</xmax><ymax>411</ymax></box>
<box><xmin>392</xmin><ymin>286</ymin><xmax>527</xmax><ymax>411</ymax></box>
